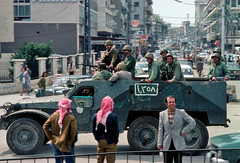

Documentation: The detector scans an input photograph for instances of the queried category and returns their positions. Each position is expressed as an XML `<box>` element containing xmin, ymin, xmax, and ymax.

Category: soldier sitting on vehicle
<box><xmin>144</xmin><ymin>52</ymin><xmax>161</xmax><ymax>83</ymax></box>
<box><xmin>109</xmin><ymin>62</ymin><xmax>133</xmax><ymax>82</ymax></box>
<box><xmin>166</xmin><ymin>54</ymin><xmax>185</xmax><ymax>84</ymax></box>
<box><xmin>92</xmin><ymin>63</ymin><xmax>112</xmax><ymax>80</ymax></box>
<box><xmin>101</xmin><ymin>40</ymin><xmax>122</xmax><ymax>71</ymax></box>
<box><xmin>123</xmin><ymin>45</ymin><xmax>136</xmax><ymax>78</ymax></box>
<box><xmin>158</xmin><ymin>49</ymin><xmax>168</xmax><ymax>81</ymax></box>
<box><xmin>212</xmin><ymin>47</ymin><xmax>226</xmax><ymax>64</ymax></box>
<box><xmin>208</xmin><ymin>53</ymin><xmax>229</xmax><ymax>81</ymax></box>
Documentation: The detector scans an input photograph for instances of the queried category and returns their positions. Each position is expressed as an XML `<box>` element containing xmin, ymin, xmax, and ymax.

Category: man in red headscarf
<box><xmin>43</xmin><ymin>98</ymin><xmax>77</xmax><ymax>163</ymax></box>
<box><xmin>92</xmin><ymin>96</ymin><xmax>119</xmax><ymax>163</ymax></box>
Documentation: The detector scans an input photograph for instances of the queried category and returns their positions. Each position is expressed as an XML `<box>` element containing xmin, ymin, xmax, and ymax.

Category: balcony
<box><xmin>204</xmin><ymin>7</ymin><xmax>219</xmax><ymax>22</ymax></box>
<box><xmin>145</xmin><ymin>6</ymin><xmax>153</xmax><ymax>15</ymax></box>
<box><xmin>203</xmin><ymin>0</ymin><xmax>218</xmax><ymax>12</ymax></box>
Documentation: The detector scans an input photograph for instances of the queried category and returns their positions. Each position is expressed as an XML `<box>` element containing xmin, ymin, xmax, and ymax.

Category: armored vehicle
<box><xmin>0</xmin><ymin>79</ymin><xmax>228</xmax><ymax>155</ymax></box>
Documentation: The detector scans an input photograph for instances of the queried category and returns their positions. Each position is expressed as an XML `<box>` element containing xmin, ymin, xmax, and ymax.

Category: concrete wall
<box><xmin>0</xmin><ymin>0</ymin><xmax>14</xmax><ymax>43</ymax></box>
<box><xmin>1</xmin><ymin>23</ymin><xmax>78</xmax><ymax>55</ymax></box>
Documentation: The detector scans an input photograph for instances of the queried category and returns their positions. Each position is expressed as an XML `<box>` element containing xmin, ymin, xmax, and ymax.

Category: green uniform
<box><xmin>166</xmin><ymin>61</ymin><xmax>185</xmax><ymax>81</ymax></box>
<box><xmin>147</xmin><ymin>61</ymin><xmax>161</xmax><ymax>82</ymax></box>
<box><xmin>158</xmin><ymin>58</ymin><xmax>167</xmax><ymax>80</ymax></box>
<box><xmin>124</xmin><ymin>55</ymin><xmax>136</xmax><ymax>77</ymax></box>
<box><xmin>208</xmin><ymin>62</ymin><xmax>230</xmax><ymax>80</ymax></box>
<box><xmin>92</xmin><ymin>70</ymin><xmax>112</xmax><ymax>80</ymax></box>
<box><xmin>101</xmin><ymin>48</ymin><xmax>121</xmax><ymax>69</ymax></box>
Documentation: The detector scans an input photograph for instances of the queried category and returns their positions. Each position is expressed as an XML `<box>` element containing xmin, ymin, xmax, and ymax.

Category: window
<box><xmin>14</xmin><ymin>5</ymin><xmax>30</xmax><ymax>17</ymax></box>
<box><xmin>226</xmin><ymin>0</ymin><xmax>230</xmax><ymax>5</ymax></box>
<box><xmin>231</xmin><ymin>0</ymin><xmax>237</xmax><ymax>7</ymax></box>
<box><xmin>238</xmin><ymin>0</ymin><xmax>240</xmax><ymax>5</ymax></box>
<box><xmin>134</xmin><ymin>2</ymin><xmax>139</xmax><ymax>7</ymax></box>
<box><xmin>238</xmin><ymin>13</ymin><xmax>240</xmax><ymax>18</ymax></box>
<box><xmin>134</xmin><ymin>14</ymin><xmax>139</xmax><ymax>20</ymax></box>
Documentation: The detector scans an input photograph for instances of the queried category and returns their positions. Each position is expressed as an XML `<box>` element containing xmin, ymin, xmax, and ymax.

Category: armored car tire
<box><xmin>6</xmin><ymin>118</ymin><xmax>44</xmax><ymax>155</ymax></box>
<box><xmin>127</xmin><ymin>116</ymin><xmax>159</xmax><ymax>150</ymax></box>
<box><xmin>184</xmin><ymin>118</ymin><xmax>209</xmax><ymax>155</ymax></box>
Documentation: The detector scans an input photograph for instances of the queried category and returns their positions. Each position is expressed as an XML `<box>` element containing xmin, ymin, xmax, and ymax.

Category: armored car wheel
<box><xmin>6</xmin><ymin>118</ymin><xmax>44</xmax><ymax>155</ymax></box>
<box><xmin>127</xmin><ymin>116</ymin><xmax>159</xmax><ymax>150</ymax></box>
<box><xmin>184</xmin><ymin>118</ymin><xmax>209</xmax><ymax>155</ymax></box>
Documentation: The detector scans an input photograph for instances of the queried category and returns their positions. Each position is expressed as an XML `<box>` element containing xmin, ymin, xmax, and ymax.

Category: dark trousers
<box><xmin>164</xmin><ymin>140</ymin><xmax>182</xmax><ymax>163</ymax></box>
<box><xmin>53</xmin><ymin>144</ymin><xmax>75</xmax><ymax>163</ymax></box>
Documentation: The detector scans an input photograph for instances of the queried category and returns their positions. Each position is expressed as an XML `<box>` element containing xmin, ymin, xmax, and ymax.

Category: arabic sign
<box><xmin>135</xmin><ymin>83</ymin><xmax>159</xmax><ymax>96</ymax></box>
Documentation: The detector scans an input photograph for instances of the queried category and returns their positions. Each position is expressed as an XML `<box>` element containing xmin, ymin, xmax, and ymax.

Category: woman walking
<box><xmin>15</xmin><ymin>67</ymin><xmax>29</xmax><ymax>96</ymax></box>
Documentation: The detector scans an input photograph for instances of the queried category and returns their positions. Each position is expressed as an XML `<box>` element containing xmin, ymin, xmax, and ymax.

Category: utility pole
<box><xmin>83</xmin><ymin>0</ymin><xmax>91</xmax><ymax>75</ymax></box>
<box><xmin>126</xmin><ymin>0</ymin><xmax>131</xmax><ymax>45</ymax></box>
<box><xmin>221</xmin><ymin>0</ymin><xmax>225</xmax><ymax>56</ymax></box>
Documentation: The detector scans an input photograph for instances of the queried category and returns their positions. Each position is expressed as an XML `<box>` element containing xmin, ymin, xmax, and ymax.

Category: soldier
<box><xmin>158</xmin><ymin>49</ymin><xmax>168</xmax><ymax>81</ymax></box>
<box><xmin>101</xmin><ymin>40</ymin><xmax>121</xmax><ymax>70</ymax></box>
<box><xmin>144</xmin><ymin>52</ymin><xmax>161</xmax><ymax>83</ymax></box>
<box><xmin>212</xmin><ymin>47</ymin><xmax>226</xmax><ymax>64</ymax></box>
<box><xmin>166</xmin><ymin>54</ymin><xmax>185</xmax><ymax>83</ymax></box>
<box><xmin>208</xmin><ymin>53</ymin><xmax>229</xmax><ymax>81</ymax></box>
<box><xmin>92</xmin><ymin>63</ymin><xmax>112</xmax><ymax>80</ymax></box>
<box><xmin>123</xmin><ymin>45</ymin><xmax>136</xmax><ymax>78</ymax></box>
<box><xmin>109</xmin><ymin>62</ymin><xmax>133</xmax><ymax>82</ymax></box>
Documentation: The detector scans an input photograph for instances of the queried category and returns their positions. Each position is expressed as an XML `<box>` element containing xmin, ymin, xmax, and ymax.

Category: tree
<box><xmin>210</xmin><ymin>6</ymin><xmax>240</xmax><ymax>50</ymax></box>
<box><xmin>11</xmin><ymin>41</ymin><xmax>53</xmax><ymax>61</ymax></box>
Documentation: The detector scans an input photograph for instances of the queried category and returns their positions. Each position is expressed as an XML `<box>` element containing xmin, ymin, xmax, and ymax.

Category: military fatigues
<box><xmin>124</xmin><ymin>55</ymin><xmax>136</xmax><ymax>77</ymax></box>
<box><xmin>101</xmin><ymin>48</ymin><xmax>121</xmax><ymax>69</ymax></box>
<box><xmin>109</xmin><ymin>70</ymin><xmax>133</xmax><ymax>82</ymax></box>
<box><xmin>147</xmin><ymin>61</ymin><xmax>161</xmax><ymax>82</ymax></box>
<box><xmin>208</xmin><ymin>62</ymin><xmax>230</xmax><ymax>80</ymax></box>
<box><xmin>92</xmin><ymin>70</ymin><xmax>112</xmax><ymax>80</ymax></box>
<box><xmin>158</xmin><ymin>58</ymin><xmax>167</xmax><ymax>80</ymax></box>
<box><xmin>166</xmin><ymin>61</ymin><xmax>185</xmax><ymax>81</ymax></box>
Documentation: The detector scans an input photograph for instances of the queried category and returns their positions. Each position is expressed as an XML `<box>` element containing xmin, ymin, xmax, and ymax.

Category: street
<box><xmin>0</xmin><ymin>90</ymin><xmax>239</xmax><ymax>162</ymax></box>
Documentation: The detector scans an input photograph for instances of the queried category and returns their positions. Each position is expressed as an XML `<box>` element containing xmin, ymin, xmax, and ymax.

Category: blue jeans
<box><xmin>52</xmin><ymin>144</ymin><xmax>75</xmax><ymax>163</ymax></box>
<box><xmin>40</xmin><ymin>88</ymin><xmax>45</xmax><ymax>96</ymax></box>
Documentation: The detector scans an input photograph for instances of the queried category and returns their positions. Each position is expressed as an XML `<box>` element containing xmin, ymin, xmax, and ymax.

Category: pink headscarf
<box><xmin>55</xmin><ymin>98</ymin><xmax>72</xmax><ymax>134</ymax></box>
<box><xmin>96</xmin><ymin>96</ymin><xmax>114</xmax><ymax>127</ymax></box>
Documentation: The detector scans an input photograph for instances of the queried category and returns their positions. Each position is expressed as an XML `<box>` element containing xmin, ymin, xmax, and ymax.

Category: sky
<box><xmin>152</xmin><ymin>0</ymin><xmax>195</xmax><ymax>26</ymax></box>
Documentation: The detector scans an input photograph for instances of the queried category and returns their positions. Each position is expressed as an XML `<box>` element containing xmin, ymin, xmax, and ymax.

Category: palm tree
<box><xmin>210</xmin><ymin>5</ymin><xmax>240</xmax><ymax>51</ymax></box>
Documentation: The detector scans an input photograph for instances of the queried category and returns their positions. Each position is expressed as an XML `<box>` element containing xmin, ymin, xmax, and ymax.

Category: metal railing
<box><xmin>0</xmin><ymin>148</ymin><xmax>240</xmax><ymax>163</ymax></box>
<box><xmin>0</xmin><ymin>62</ymin><xmax>13</xmax><ymax>83</ymax></box>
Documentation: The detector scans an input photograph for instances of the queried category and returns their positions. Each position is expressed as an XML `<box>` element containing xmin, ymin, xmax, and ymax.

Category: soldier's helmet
<box><xmin>211</xmin><ymin>53</ymin><xmax>220</xmax><ymax>59</ymax></box>
<box><xmin>117</xmin><ymin>62</ymin><xmax>126</xmax><ymax>70</ymax></box>
<box><xmin>98</xmin><ymin>63</ymin><xmax>107</xmax><ymax>69</ymax></box>
<box><xmin>213</xmin><ymin>47</ymin><xmax>221</xmax><ymax>54</ymax></box>
<box><xmin>122</xmin><ymin>45</ymin><xmax>132</xmax><ymax>52</ymax></box>
<box><xmin>166</xmin><ymin>54</ymin><xmax>174</xmax><ymax>59</ymax></box>
<box><xmin>105</xmin><ymin>40</ymin><xmax>113</xmax><ymax>46</ymax></box>
<box><xmin>144</xmin><ymin>52</ymin><xmax>154</xmax><ymax>60</ymax></box>
<box><xmin>160</xmin><ymin>49</ymin><xmax>168</xmax><ymax>55</ymax></box>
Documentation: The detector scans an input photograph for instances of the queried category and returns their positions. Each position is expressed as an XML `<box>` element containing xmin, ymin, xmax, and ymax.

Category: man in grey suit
<box><xmin>157</xmin><ymin>95</ymin><xmax>196</xmax><ymax>163</ymax></box>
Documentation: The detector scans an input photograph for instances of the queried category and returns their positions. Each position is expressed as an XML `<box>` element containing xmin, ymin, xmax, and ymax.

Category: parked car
<box><xmin>181</xmin><ymin>64</ymin><xmax>194</xmax><ymax>78</ymax></box>
<box><xmin>227</xmin><ymin>62</ymin><xmax>240</xmax><ymax>80</ymax></box>
<box><xmin>135</xmin><ymin>64</ymin><xmax>148</xmax><ymax>79</ymax></box>
<box><xmin>34</xmin><ymin>75</ymin><xmax>90</xmax><ymax>97</ymax></box>
<box><xmin>206</xmin><ymin>132</ymin><xmax>240</xmax><ymax>163</ymax></box>
<box><xmin>136</xmin><ymin>62</ymin><xmax>148</xmax><ymax>73</ymax></box>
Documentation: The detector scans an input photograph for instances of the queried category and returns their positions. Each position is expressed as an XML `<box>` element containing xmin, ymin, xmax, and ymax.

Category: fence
<box><xmin>0</xmin><ymin>148</ymin><xmax>239</xmax><ymax>163</ymax></box>
<box><xmin>0</xmin><ymin>62</ymin><xmax>13</xmax><ymax>83</ymax></box>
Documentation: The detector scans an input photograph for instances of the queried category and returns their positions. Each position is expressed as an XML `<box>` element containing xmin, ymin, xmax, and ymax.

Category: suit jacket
<box><xmin>157</xmin><ymin>108</ymin><xmax>196</xmax><ymax>150</ymax></box>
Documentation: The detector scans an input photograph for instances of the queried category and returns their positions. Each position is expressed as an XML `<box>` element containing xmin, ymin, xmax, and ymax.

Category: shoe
<box><xmin>20</xmin><ymin>94</ymin><xmax>23</xmax><ymax>96</ymax></box>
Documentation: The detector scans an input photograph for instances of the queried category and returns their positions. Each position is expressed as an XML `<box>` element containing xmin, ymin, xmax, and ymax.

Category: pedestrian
<box><xmin>101</xmin><ymin>40</ymin><xmax>121</xmax><ymax>71</ymax></box>
<box><xmin>196</xmin><ymin>59</ymin><xmax>204</xmax><ymax>77</ymax></box>
<box><xmin>157</xmin><ymin>95</ymin><xmax>196</xmax><ymax>163</ymax></box>
<box><xmin>92</xmin><ymin>63</ymin><xmax>112</xmax><ymax>80</ymax></box>
<box><xmin>165</xmin><ymin>54</ymin><xmax>185</xmax><ymax>83</ymax></box>
<box><xmin>123</xmin><ymin>45</ymin><xmax>136</xmax><ymax>77</ymax></box>
<box><xmin>43</xmin><ymin>98</ymin><xmax>77</xmax><ymax>163</ymax></box>
<box><xmin>109</xmin><ymin>62</ymin><xmax>133</xmax><ymax>82</ymax></box>
<box><xmin>68</xmin><ymin>60</ymin><xmax>76</xmax><ymax>75</ymax></box>
<box><xmin>144</xmin><ymin>52</ymin><xmax>161</xmax><ymax>83</ymax></box>
<box><xmin>15</xmin><ymin>67</ymin><xmax>29</xmax><ymax>96</ymax></box>
<box><xmin>92</xmin><ymin>96</ymin><xmax>119</xmax><ymax>163</ymax></box>
<box><xmin>25</xmin><ymin>64</ymin><xmax>32</xmax><ymax>92</ymax></box>
<box><xmin>158</xmin><ymin>49</ymin><xmax>168</xmax><ymax>81</ymax></box>
<box><xmin>208</xmin><ymin>53</ymin><xmax>229</xmax><ymax>81</ymax></box>
<box><xmin>37</xmin><ymin>71</ymin><xmax>47</xmax><ymax>97</ymax></box>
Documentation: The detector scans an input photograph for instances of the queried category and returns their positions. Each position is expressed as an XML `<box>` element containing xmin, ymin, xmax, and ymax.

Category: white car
<box><xmin>136</xmin><ymin>62</ymin><xmax>148</xmax><ymax>73</ymax></box>
<box><xmin>180</xmin><ymin>64</ymin><xmax>194</xmax><ymax>78</ymax></box>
